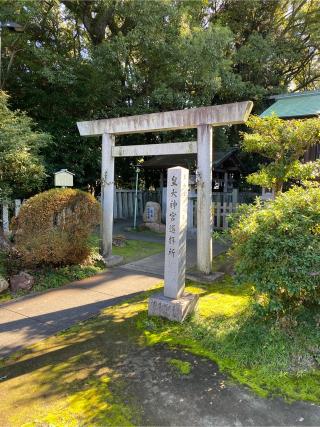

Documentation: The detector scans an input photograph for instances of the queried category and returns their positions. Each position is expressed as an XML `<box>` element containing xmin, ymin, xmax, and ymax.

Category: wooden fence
<box><xmin>187</xmin><ymin>196</ymin><xmax>239</xmax><ymax>231</ymax></box>
<box><xmin>113</xmin><ymin>189</ymin><xmax>161</xmax><ymax>219</ymax></box>
<box><xmin>113</xmin><ymin>189</ymin><xmax>240</xmax><ymax>230</ymax></box>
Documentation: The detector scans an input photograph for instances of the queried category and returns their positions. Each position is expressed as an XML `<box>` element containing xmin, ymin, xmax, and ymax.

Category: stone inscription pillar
<box><xmin>148</xmin><ymin>166</ymin><xmax>199</xmax><ymax>322</ymax></box>
<box><xmin>164</xmin><ymin>166</ymin><xmax>189</xmax><ymax>299</ymax></box>
<box><xmin>197</xmin><ymin>124</ymin><xmax>213</xmax><ymax>274</ymax></box>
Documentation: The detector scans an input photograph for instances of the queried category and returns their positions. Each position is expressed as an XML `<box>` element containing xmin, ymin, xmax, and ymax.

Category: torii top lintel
<box><xmin>77</xmin><ymin>101</ymin><xmax>253</xmax><ymax>137</ymax></box>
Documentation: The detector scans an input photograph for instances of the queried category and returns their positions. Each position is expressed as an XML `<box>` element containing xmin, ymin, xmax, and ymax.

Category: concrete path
<box><xmin>122</xmin><ymin>239</ymin><xmax>227</xmax><ymax>277</ymax></box>
<box><xmin>115</xmin><ymin>219</ymin><xmax>228</xmax><ymax>276</ymax></box>
<box><xmin>113</xmin><ymin>219</ymin><xmax>165</xmax><ymax>243</ymax></box>
<box><xmin>0</xmin><ymin>268</ymin><xmax>161</xmax><ymax>358</ymax></box>
<box><xmin>113</xmin><ymin>219</ymin><xmax>196</xmax><ymax>244</ymax></box>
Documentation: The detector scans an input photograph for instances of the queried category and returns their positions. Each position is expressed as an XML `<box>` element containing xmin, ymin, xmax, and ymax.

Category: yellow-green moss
<box><xmin>20</xmin><ymin>376</ymin><xmax>138</xmax><ymax>427</ymax></box>
<box><xmin>168</xmin><ymin>358</ymin><xmax>191</xmax><ymax>375</ymax></box>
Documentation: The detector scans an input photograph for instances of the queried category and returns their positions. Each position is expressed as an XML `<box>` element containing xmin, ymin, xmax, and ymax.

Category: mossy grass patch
<box><xmin>168</xmin><ymin>358</ymin><xmax>192</xmax><ymax>375</ymax></box>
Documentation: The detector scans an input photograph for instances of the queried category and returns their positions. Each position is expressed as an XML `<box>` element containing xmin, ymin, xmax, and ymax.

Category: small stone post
<box><xmin>2</xmin><ymin>202</ymin><xmax>9</xmax><ymax>235</ymax></box>
<box><xmin>14</xmin><ymin>199</ymin><xmax>21</xmax><ymax>217</ymax></box>
<box><xmin>148</xmin><ymin>167</ymin><xmax>199</xmax><ymax>322</ymax></box>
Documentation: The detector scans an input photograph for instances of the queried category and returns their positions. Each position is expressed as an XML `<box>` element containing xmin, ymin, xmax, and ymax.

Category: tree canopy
<box><xmin>242</xmin><ymin>115</ymin><xmax>320</xmax><ymax>194</ymax></box>
<box><xmin>0</xmin><ymin>91</ymin><xmax>50</xmax><ymax>201</ymax></box>
<box><xmin>0</xmin><ymin>0</ymin><xmax>318</xmax><ymax>191</ymax></box>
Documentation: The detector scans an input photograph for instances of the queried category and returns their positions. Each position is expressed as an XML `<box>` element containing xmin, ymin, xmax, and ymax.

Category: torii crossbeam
<box><xmin>77</xmin><ymin>101</ymin><xmax>253</xmax><ymax>274</ymax></box>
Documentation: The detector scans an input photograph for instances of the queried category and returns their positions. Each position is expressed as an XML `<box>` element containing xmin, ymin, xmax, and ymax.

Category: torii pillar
<box><xmin>197</xmin><ymin>124</ymin><xmax>213</xmax><ymax>274</ymax></box>
<box><xmin>77</xmin><ymin>101</ymin><xmax>253</xmax><ymax>274</ymax></box>
<box><xmin>101</xmin><ymin>132</ymin><xmax>115</xmax><ymax>258</ymax></box>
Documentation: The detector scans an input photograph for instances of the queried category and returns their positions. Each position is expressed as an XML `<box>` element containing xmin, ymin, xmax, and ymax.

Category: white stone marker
<box><xmin>148</xmin><ymin>166</ymin><xmax>199</xmax><ymax>322</ymax></box>
<box><xmin>14</xmin><ymin>199</ymin><xmax>21</xmax><ymax>217</ymax></box>
<box><xmin>164</xmin><ymin>167</ymin><xmax>189</xmax><ymax>299</ymax></box>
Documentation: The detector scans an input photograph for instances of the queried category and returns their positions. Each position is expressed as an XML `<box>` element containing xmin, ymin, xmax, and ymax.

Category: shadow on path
<box><xmin>0</xmin><ymin>268</ymin><xmax>161</xmax><ymax>358</ymax></box>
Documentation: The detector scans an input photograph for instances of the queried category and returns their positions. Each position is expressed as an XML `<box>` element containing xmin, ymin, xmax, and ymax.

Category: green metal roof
<box><xmin>260</xmin><ymin>91</ymin><xmax>320</xmax><ymax>118</ymax></box>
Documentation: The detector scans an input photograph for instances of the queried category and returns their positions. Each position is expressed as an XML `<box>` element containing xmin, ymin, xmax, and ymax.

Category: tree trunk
<box><xmin>273</xmin><ymin>181</ymin><xmax>284</xmax><ymax>196</ymax></box>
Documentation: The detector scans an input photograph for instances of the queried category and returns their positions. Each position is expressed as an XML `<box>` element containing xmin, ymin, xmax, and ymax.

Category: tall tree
<box><xmin>210</xmin><ymin>0</ymin><xmax>320</xmax><ymax>97</ymax></box>
<box><xmin>242</xmin><ymin>115</ymin><xmax>320</xmax><ymax>194</ymax></box>
<box><xmin>1</xmin><ymin>0</ymin><xmax>236</xmax><ymax>190</ymax></box>
<box><xmin>0</xmin><ymin>91</ymin><xmax>50</xmax><ymax>200</ymax></box>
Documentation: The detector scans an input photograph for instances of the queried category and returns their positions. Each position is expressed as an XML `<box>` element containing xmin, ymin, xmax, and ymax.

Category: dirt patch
<box><xmin>111</xmin><ymin>344</ymin><xmax>320</xmax><ymax>426</ymax></box>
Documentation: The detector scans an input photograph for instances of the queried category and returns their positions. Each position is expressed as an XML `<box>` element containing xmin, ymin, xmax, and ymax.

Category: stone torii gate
<box><xmin>77</xmin><ymin>101</ymin><xmax>253</xmax><ymax>274</ymax></box>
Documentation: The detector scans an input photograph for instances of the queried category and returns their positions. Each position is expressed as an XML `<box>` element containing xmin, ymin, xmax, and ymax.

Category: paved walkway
<box><xmin>122</xmin><ymin>240</ymin><xmax>227</xmax><ymax>276</ymax></box>
<box><xmin>0</xmin><ymin>268</ymin><xmax>161</xmax><ymax>358</ymax></box>
<box><xmin>113</xmin><ymin>219</ymin><xmax>165</xmax><ymax>244</ymax></box>
<box><xmin>115</xmin><ymin>219</ymin><xmax>228</xmax><ymax>276</ymax></box>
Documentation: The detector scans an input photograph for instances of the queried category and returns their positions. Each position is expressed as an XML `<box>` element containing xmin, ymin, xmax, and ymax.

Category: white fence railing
<box><xmin>186</xmin><ymin>197</ymin><xmax>239</xmax><ymax>231</ymax></box>
<box><xmin>113</xmin><ymin>189</ymin><xmax>161</xmax><ymax>219</ymax></box>
<box><xmin>113</xmin><ymin>189</ymin><xmax>239</xmax><ymax>229</ymax></box>
<box><xmin>162</xmin><ymin>189</ymin><xmax>240</xmax><ymax>230</ymax></box>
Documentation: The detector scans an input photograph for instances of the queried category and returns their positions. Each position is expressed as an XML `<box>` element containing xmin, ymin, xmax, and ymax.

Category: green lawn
<box><xmin>112</xmin><ymin>238</ymin><xmax>164</xmax><ymax>263</ymax></box>
<box><xmin>0</xmin><ymin>236</ymin><xmax>163</xmax><ymax>304</ymax></box>
<box><xmin>0</xmin><ymin>267</ymin><xmax>319</xmax><ymax>426</ymax></box>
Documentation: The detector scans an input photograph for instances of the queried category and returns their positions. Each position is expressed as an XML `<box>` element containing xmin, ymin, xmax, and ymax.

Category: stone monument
<box><xmin>143</xmin><ymin>201</ymin><xmax>165</xmax><ymax>233</ymax></box>
<box><xmin>148</xmin><ymin>167</ymin><xmax>199</xmax><ymax>322</ymax></box>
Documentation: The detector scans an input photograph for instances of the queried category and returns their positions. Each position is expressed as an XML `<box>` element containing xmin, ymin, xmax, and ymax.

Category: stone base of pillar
<box><xmin>186</xmin><ymin>271</ymin><xmax>224</xmax><ymax>284</ymax></box>
<box><xmin>148</xmin><ymin>292</ymin><xmax>199</xmax><ymax>322</ymax></box>
<box><xmin>102</xmin><ymin>255</ymin><xmax>124</xmax><ymax>267</ymax></box>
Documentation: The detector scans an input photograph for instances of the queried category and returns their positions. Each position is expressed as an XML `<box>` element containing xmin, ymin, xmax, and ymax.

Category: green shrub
<box><xmin>13</xmin><ymin>188</ymin><xmax>100</xmax><ymax>267</ymax></box>
<box><xmin>230</xmin><ymin>185</ymin><xmax>320</xmax><ymax>315</ymax></box>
